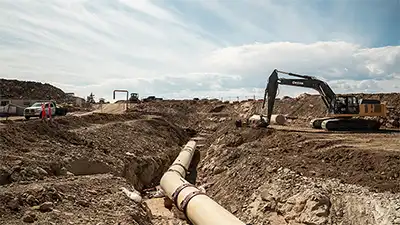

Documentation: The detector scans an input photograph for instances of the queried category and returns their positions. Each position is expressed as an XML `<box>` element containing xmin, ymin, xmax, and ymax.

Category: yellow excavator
<box><xmin>260</xmin><ymin>69</ymin><xmax>388</xmax><ymax>131</ymax></box>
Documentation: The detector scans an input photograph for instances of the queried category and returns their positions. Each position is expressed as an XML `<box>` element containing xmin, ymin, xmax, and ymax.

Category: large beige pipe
<box><xmin>248</xmin><ymin>114</ymin><xmax>286</xmax><ymax>125</ymax></box>
<box><xmin>160</xmin><ymin>141</ymin><xmax>246</xmax><ymax>225</ymax></box>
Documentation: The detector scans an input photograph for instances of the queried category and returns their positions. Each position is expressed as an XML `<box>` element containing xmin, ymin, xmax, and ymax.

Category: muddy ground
<box><xmin>1</xmin><ymin>100</ymin><xmax>400</xmax><ymax>224</ymax></box>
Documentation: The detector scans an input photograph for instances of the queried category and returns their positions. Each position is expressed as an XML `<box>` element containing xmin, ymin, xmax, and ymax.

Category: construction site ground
<box><xmin>1</xmin><ymin>99</ymin><xmax>400</xmax><ymax>225</ymax></box>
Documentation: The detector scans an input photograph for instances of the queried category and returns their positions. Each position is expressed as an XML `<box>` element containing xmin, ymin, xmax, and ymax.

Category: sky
<box><xmin>0</xmin><ymin>0</ymin><xmax>399</xmax><ymax>101</ymax></box>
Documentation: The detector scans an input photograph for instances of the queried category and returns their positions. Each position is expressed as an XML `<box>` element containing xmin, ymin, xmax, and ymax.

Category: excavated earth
<box><xmin>0</xmin><ymin>112</ymin><xmax>189</xmax><ymax>224</ymax></box>
<box><xmin>1</xmin><ymin>94</ymin><xmax>400</xmax><ymax>225</ymax></box>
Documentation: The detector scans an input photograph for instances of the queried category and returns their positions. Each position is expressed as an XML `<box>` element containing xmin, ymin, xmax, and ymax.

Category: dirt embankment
<box><xmin>0</xmin><ymin>79</ymin><xmax>67</xmax><ymax>101</ymax></box>
<box><xmin>194</xmin><ymin>109</ymin><xmax>400</xmax><ymax>225</ymax></box>
<box><xmin>0</xmin><ymin>112</ymin><xmax>190</xmax><ymax>224</ymax></box>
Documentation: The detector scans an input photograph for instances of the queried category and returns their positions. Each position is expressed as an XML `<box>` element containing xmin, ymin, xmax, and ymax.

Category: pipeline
<box><xmin>160</xmin><ymin>140</ymin><xmax>246</xmax><ymax>225</ymax></box>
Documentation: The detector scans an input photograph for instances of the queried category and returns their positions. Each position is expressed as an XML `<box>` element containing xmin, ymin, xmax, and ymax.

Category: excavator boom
<box><xmin>260</xmin><ymin>69</ymin><xmax>384</xmax><ymax>131</ymax></box>
<box><xmin>262</xmin><ymin>69</ymin><xmax>336</xmax><ymax>126</ymax></box>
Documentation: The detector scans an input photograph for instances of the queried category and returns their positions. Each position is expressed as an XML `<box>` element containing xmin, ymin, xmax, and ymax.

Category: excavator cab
<box><xmin>332</xmin><ymin>96</ymin><xmax>360</xmax><ymax>115</ymax></box>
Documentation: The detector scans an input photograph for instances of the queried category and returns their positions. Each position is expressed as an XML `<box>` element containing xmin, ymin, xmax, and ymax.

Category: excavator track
<box><xmin>310</xmin><ymin>117</ymin><xmax>333</xmax><ymax>129</ymax></box>
<box><xmin>321</xmin><ymin>118</ymin><xmax>381</xmax><ymax>131</ymax></box>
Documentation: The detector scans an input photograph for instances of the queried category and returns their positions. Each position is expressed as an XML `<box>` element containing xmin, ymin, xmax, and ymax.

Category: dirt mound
<box><xmin>273</xmin><ymin>93</ymin><xmax>400</xmax><ymax>119</ymax></box>
<box><xmin>234</xmin><ymin>93</ymin><xmax>400</xmax><ymax>128</ymax></box>
<box><xmin>0</xmin><ymin>174</ymin><xmax>153</xmax><ymax>224</ymax></box>
<box><xmin>200</xmin><ymin>127</ymin><xmax>400</xmax><ymax>194</ymax></box>
<box><xmin>0</xmin><ymin>113</ymin><xmax>188</xmax><ymax>185</ymax></box>
<box><xmin>0</xmin><ymin>111</ymin><xmax>191</xmax><ymax>224</ymax></box>
<box><xmin>0</xmin><ymin>79</ymin><xmax>67</xmax><ymax>101</ymax></box>
<box><xmin>196</xmin><ymin>118</ymin><xmax>400</xmax><ymax>224</ymax></box>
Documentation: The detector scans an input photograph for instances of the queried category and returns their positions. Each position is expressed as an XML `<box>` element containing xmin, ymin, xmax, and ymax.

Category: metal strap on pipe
<box><xmin>179</xmin><ymin>190</ymin><xmax>206</xmax><ymax>213</ymax></box>
<box><xmin>160</xmin><ymin>140</ymin><xmax>246</xmax><ymax>225</ymax></box>
<box><xmin>172</xmin><ymin>183</ymin><xmax>195</xmax><ymax>206</ymax></box>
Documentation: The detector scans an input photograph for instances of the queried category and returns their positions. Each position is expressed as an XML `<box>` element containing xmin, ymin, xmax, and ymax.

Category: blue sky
<box><xmin>0</xmin><ymin>0</ymin><xmax>399</xmax><ymax>101</ymax></box>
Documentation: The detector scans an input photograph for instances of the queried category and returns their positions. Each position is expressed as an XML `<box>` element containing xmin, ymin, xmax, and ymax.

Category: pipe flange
<box><xmin>171</xmin><ymin>162</ymin><xmax>188</xmax><ymax>175</ymax></box>
<box><xmin>171</xmin><ymin>183</ymin><xmax>195</xmax><ymax>207</ymax></box>
<box><xmin>179</xmin><ymin>190</ymin><xmax>206</xmax><ymax>217</ymax></box>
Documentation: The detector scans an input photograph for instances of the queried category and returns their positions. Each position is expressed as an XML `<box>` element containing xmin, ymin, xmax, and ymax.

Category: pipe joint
<box><xmin>179</xmin><ymin>190</ymin><xmax>207</xmax><ymax>214</ymax></box>
<box><xmin>171</xmin><ymin>162</ymin><xmax>188</xmax><ymax>174</ymax></box>
<box><xmin>172</xmin><ymin>183</ymin><xmax>195</xmax><ymax>206</ymax></box>
<box><xmin>160</xmin><ymin>140</ymin><xmax>246</xmax><ymax>225</ymax></box>
<box><xmin>167</xmin><ymin>168</ymin><xmax>185</xmax><ymax>177</ymax></box>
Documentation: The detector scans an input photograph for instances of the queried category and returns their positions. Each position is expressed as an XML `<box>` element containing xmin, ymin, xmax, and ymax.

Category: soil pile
<box><xmin>0</xmin><ymin>79</ymin><xmax>67</xmax><ymax>101</ymax></box>
<box><xmin>0</xmin><ymin>112</ymin><xmax>189</xmax><ymax>224</ymax></box>
<box><xmin>234</xmin><ymin>93</ymin><xmax>400</xmax><ymax>128</ymax></box>
<box><xmin>194</xmin><ymin>113</ymin><xmax>400</xmax><ymax>224</ymax></box>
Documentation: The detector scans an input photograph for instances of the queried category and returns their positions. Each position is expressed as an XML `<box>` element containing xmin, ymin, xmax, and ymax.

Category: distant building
<box><xmin>65</xmin><ymin>93</ymin><xmax>85</xmax><ymax>107</ymax></box>
<box><xmin>74</xmin><ymin>97</ymin><xmax>85</xmax><ymax>107</ymax></box>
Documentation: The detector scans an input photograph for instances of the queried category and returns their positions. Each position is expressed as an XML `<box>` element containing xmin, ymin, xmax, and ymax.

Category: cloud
<box><xmin>0</xmin><ymin>0</ymin><xmax>398</xmax><ymax>101</ymax></box>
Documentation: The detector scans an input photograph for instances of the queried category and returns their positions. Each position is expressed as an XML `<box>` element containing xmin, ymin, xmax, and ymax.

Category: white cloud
<box><xmin>0</xmin><ymin>0</ymin><xmax>398</xmax><ymax>101</ymax></box>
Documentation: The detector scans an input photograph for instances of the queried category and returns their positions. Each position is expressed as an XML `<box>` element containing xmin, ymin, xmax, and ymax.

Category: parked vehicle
<box><xmin>24</xmin><ymin>101</ymin><xmax>67</xmax><ymax>120</ymax></box>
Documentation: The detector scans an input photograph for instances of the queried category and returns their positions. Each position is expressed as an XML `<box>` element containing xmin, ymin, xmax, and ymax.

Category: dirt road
<box><xmin>92</xmin><ymin>103</ymin><xmax>128</xmax><ymax>114</ymax></box>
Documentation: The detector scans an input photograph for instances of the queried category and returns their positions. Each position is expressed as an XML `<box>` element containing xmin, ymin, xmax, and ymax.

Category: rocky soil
<box><xmin>194</xmin><ymin>108</ymin><xmax>400</xmax><ymax>225</ymax></box>
<box><xmin>1</xmin><ymin>93</ymin><xmax>400</xmax><ymax>224</ymax></box>
<box><xmin>0</xmin><ymin>112</ymin><xmax>189</xmax><ymax>224</ymax></box>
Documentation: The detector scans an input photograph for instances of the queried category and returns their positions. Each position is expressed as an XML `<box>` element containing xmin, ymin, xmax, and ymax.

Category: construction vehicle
<box><xmin>129</xmin><ymin>93</ymin><xmax>140</xmax><ymax>103</ymax></box>
<box><xmin>259</xmin><ymin>69</ymin><xmax>387</xmax><ymax>131</ymax></box>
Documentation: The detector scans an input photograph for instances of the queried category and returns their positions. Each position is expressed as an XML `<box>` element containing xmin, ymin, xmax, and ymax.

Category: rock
<box><xmin>8</xmin><ymin>197</ymin><xmax>20</xmax><ymax>211</ymax></box>
<box><xmin>39</xmin><ymin>202</ymin><xmax>53</xmax><ymax>212</ymax></box>
<box><xmin>66</xmin><ymin>195</ymin><xmax>75</xmax><ymax>201</ymax></box>
<box><xmin>12</xmin><ymin>165</ymin><xmax>22</xmax><ymax>172</ymax></box>
<box><xmin>283</xmin><ymin>168</ymin><xmax>291</xmax><ymax>174</ymax></box>
<box><xmin>297</xmin><ymin>192</ymin><xmax>330</xmax><ymax>225</ymax></box>
<box><xmin>0</xmin><ymin>167</ymin><xmax>11</xmax><ymax>185</ymax></box>
<box><xmin>230</xmin><ymin>205</ymin><xmax>238</xmax><ymax>213</ymax></box>
<box><xmin>66</xmin><ymin>171</ymin><xmax>75</xmax><ymax>176</ymax></box>
<box><xmin>77</xmin><ymin>200</ymin><xmax>90</xmax><ymax>207</ymax></box>
<box><xmin>30</xmin><ymin>168</ymin><xmax>40</xmax><ymax>178</ymax></box>
<box><xmin>59</xmin><ymin>167</ymin><xmax>68</xmax><ymax>176</ymax></box>
<box><xmin>120</xmin><ymin>187</ymin><xmax>142</xmax><ymax>203</ymax></box>
<box><xmin>87</xmin><ymin>189</ymin><xmax>98</xmax><ymax>195</ymax></box>
<box><xmin>394</xmin><ymin>218</ymin><xmax>400</xmax><ymax>224</ymax></box>
<box><xmin>266</xmin><ymin>167</ymin><xmax>277</xmax><ymax>173</ymax></box>
<box><xmin>36</xmin><ymin>167</ymin><xmax>48</xmax><ymax>176</ymax></box>
<box><xmin>22</xmin><ymin>211</ymin><xmax>36</xmax><ymax>223</ymax></box>
<box><xmin>64</xmin><ymin>212</ymin><xmax>74</xmax><ymax>216</ymax></box>
<box><xmin>26</xmin><ymin>195</ymin><xmax>38</xmax><ymax>206</ymax></box>
<box><xmin>213</xmin><ymin>166</ymin><xmax>226</xmax><ymax>175</ymax></box>
<box><xmin>261</xmin><ymin>191</ymin><xmax>274</xmax><ymax>202</ymax></box>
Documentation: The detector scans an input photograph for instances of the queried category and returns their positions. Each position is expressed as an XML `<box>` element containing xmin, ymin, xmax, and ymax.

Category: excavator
<box><xmin>259</xmin><ymin>69</ymin><xmax>387</xmax><ymax>131</ymax></box>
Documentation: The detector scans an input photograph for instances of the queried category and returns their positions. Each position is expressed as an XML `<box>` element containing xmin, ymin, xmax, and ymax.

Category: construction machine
<box><xmin>260</xmin><ymin>69</ymin><xmax>387</xmax><ymax>131</ymax></box>
<box><xmin>129</xmin><ymin>93</ymin><xmax>140</xmax><ymax>103</ymax></box>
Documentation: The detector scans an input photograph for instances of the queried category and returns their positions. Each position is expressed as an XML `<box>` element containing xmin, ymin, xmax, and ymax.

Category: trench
<box><xmin>0</xmin><ymin>114</ymin><xmax>200</xmax><ymax>224</ymax></box>
<box><xmin>3</xmin><ymin>106</ymin><xmax>400</xmax><ymax>225</ymax></box>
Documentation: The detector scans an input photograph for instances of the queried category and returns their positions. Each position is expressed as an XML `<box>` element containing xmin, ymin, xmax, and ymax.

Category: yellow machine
<box><xmin>261</xmin><ymin>69</ymin><xmax>388</xmax><ymax>131</ymax></box>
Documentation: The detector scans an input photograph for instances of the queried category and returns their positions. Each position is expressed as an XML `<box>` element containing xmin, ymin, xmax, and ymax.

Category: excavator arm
<box><xmin>262</xmin><ymin>69</ymin><xmax>337</xmax><ymax>125</ymax></box>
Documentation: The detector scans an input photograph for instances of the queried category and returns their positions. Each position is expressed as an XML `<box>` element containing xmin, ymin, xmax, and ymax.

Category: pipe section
<box><xmin>248</xmin><ymin>114</ymin><xmax>286</xmax><ymax>125</ymax></box>
<box><xmin>160</xmin><ymin>141</ymin><xmax>246</xmax><ymax>225</ymax></box>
